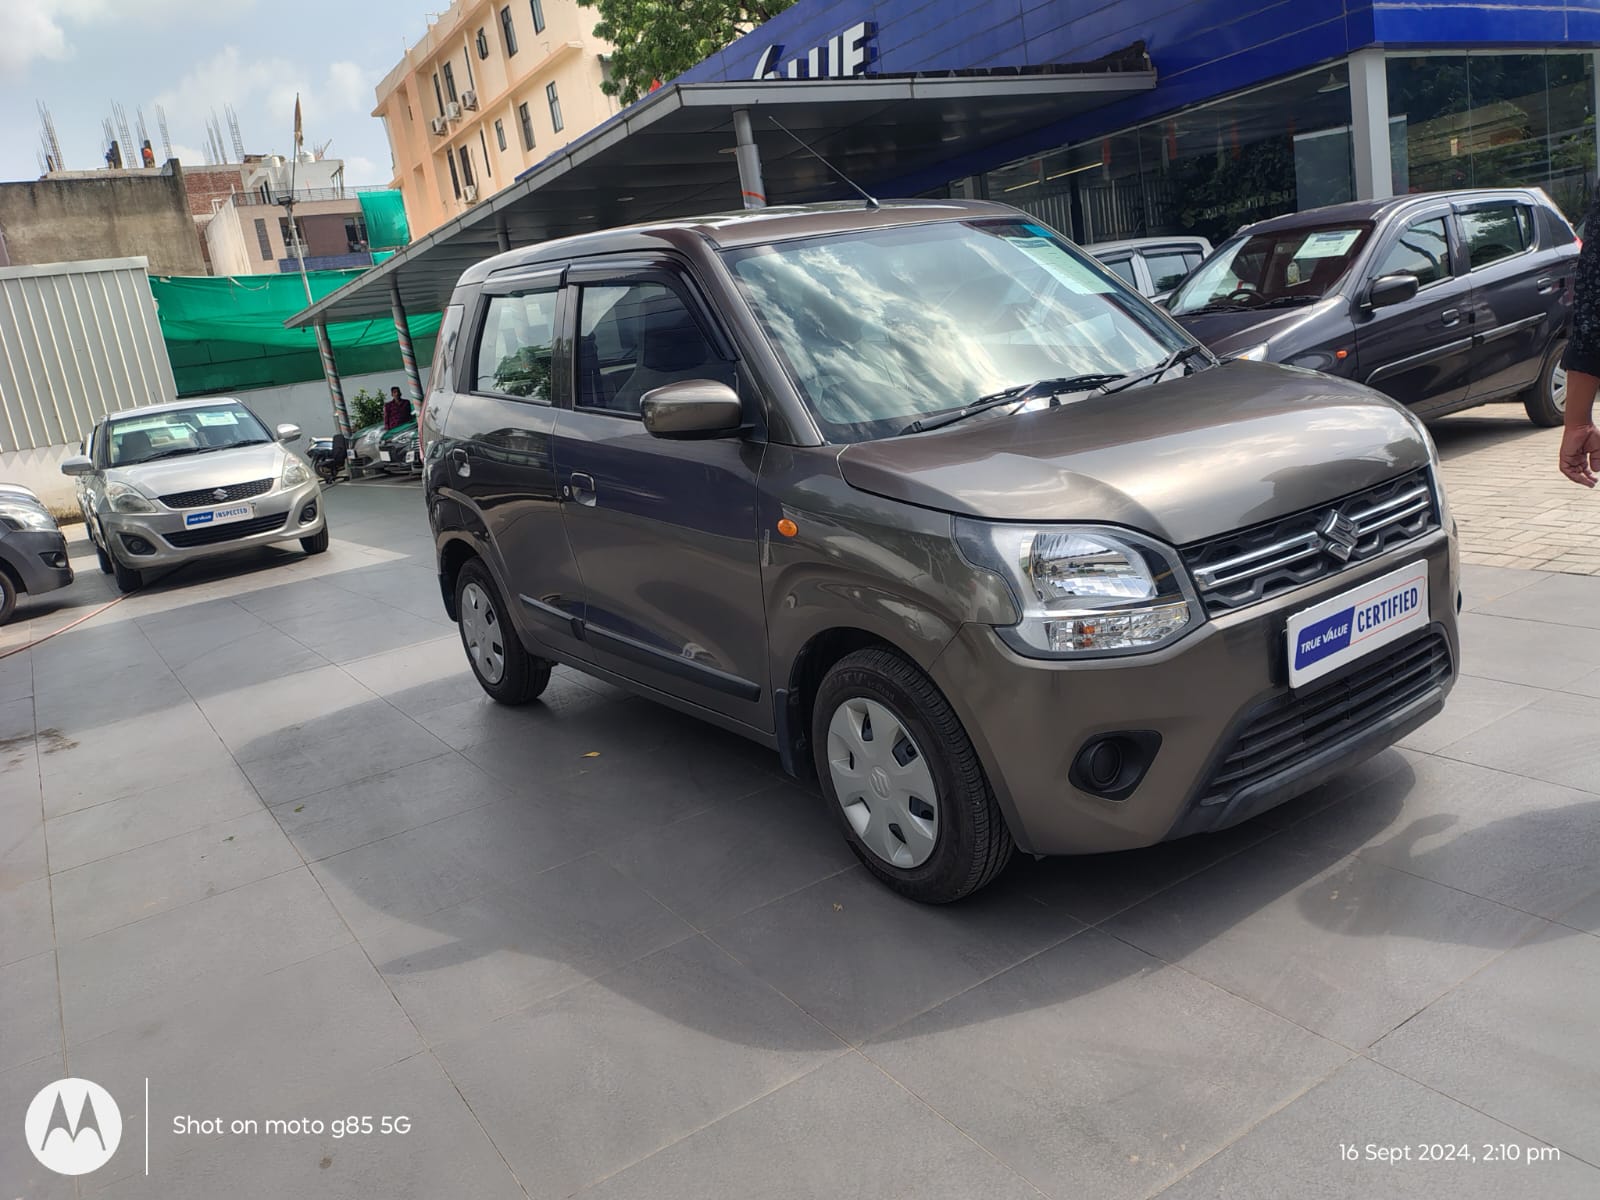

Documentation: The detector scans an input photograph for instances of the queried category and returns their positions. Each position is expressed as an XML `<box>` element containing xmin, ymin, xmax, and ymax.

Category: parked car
<box><xmin>1085</xmin><ymin>235</ymin><xmax>1213</xmax><ymax>302</ymax></box>
<box><xmin>62</xmin><ymin>397</ymin><xmax>328</xmax><ymax>593</ymax></box>
<box><xmin>0</xmin><ymin>486</ymin><xmax>73</xmax><ymax>623</ymax></box>
<box><xmin>349</xmin><ymin>421</ymin><xmax>385</xmax><ymax>469</ymax></box>
<box><xmin>1168</xmin><ymin>188</ymin><xmax>1578</xmax><ymax>426</ymax></box>
<box><xmin>423</xmin><ymin>200</ymin><xmax>1458</xmax><ymax>903</ymax></box>
<box><xmin>376</xmin><ymin>420</ymin><xmax>421</xmax><ymax>473</ymax></box>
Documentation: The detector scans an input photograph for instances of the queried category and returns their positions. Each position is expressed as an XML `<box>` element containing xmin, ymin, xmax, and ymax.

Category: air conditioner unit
<box><xmin>445</xmin><ymin>101</ymin><xmax>462</xmax><ymax>121</ymax></box>
<box><xmin>429</xmin><ymin>116</ymin><xmax>448</xmax><ymax>136</ymax></box>
<box><xmin>461</xmin><ymin>90</ymin><xmax>479</xmax><ymax>111</ymax></box>
<box><xmin>463</xmin><ymin>184</ymin><xmax>478</xmax><ymax>203</ymax></box>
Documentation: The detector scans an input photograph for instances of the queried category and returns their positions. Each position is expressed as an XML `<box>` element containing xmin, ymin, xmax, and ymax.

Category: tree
<box><xmin>578</xmin><ymin>0</ymin><xmax>796</xmax><ymax>105</ymax></box>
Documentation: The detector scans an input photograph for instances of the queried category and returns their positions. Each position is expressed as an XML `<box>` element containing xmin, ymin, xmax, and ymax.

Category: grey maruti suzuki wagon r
<box><xmin>423</xmin><ymin>200</ymin><xmax>1460</xmax><ymax>903</ymax></box>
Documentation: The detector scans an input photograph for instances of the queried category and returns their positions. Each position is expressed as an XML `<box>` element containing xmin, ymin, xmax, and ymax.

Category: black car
<box><xmin>0</xmin><ymin>484</ymin><xmax>74</xmax><ymax>623</ymax></box>
<box><xmin>1168</xmin><ymin>188</ymin><xmax>1578</xmax><ymax>426</ymax></box>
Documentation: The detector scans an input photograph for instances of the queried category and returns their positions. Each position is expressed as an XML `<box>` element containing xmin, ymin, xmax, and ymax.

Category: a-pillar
<box><xmin>314</xmin><ymin>320</ymin><xmax>357</xmax><ymax>478</ymax></box>
<box><xmin>389</xmin><ymin>279</ymin><xmax>424</xmax><ymax>419</ymax></box>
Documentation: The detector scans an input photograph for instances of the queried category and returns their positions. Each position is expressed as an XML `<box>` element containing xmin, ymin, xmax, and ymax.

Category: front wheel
<box><xmin>111</xmin><ymin>555</ymin><xmax>142</xmax><ymax>594</ymax></box>
<box><xmin>300</xmin><ymin>525</ymin><xmax>329</xmax><ymax>555</ymax></box>
<box><xmin>455</xmin><ymin>558</ymin><xmax>550</xmax><ymax>705</ymax></box>
<box><xmin>1523</xmin><ymin>337</ymin><xmax>1568</xmax><ymax>427</ymax></box>
<box><xmin>811</xmin><ymin>647</ymin><xmax>1013</xmax><ymax>903</ymax></box>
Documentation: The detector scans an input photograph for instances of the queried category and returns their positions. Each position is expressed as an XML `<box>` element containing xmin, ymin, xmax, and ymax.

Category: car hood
<box><xmin>1173</xmin><ymin>298</ymin><xmax>1340</xmax><ymax>356</ymax></box>
<box><xmin>110</xmin><ymin>443</ymin><xmax>287</xmax><ymax>496</ymax></box>
<box><xmin>835</xmin><ymin>361</ymin><xmax>1430</xmax><ymax>546</ymax></box>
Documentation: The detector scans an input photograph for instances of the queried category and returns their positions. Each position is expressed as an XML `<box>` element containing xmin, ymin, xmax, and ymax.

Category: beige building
<box><xmin>374</xmin><ymin>0</ymin><xmax>619</xmax><ymax>238</ymax></box>
<box><xmin>203</xmin><ymin>155</ymin><xmax>377</xmax><ymax>276</ymax></box>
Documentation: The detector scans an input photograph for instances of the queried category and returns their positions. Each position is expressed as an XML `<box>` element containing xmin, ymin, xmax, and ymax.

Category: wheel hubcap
<box><xmin>1552</xmin><ymin>362</ymin><xmax>1567</xmax><ymax>413</ymax></box>
<box><xmin>826</xmin><ymin>697</ymin><xmax>938</xmax><ymax>869</ymax></box>
<box><xmin>460</xmin><ymin>582</ymin><xmax>505</xmax><ymax>685</ymax></box>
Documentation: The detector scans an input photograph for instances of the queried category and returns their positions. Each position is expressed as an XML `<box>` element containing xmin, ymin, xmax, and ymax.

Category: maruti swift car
<box><xmin>423</xmin><ymin>201</ymin><xmax>1459</xmax><ymax>903</ymax></box>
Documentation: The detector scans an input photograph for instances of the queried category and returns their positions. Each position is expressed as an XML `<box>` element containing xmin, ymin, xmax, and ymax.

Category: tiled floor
<box><xmin>2</xmin><ymin>463</ymin><xmax>1597</xmax><ymax>1199</ymax></box>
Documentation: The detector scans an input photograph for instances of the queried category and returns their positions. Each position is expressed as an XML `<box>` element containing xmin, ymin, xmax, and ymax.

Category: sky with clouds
<box><xmin>0</xmin><ymin>0</ymin><xmax>436</xmax><ymax>185</ymax></box>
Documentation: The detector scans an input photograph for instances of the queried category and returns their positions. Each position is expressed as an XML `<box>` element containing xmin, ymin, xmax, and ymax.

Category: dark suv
<box><xmin>424</xmin><ymin>201</ymin><xmax>1458</xmax><ymax>902</ymax></box>
<box><xmin>1168</xmin><ymin>188</ymin><xmax>1577</xmax><ymax>426</ymax></box>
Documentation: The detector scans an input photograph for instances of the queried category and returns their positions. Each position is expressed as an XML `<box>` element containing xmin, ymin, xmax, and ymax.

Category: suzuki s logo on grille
<box><xmin>1318</xmin><ymin>512</ymin><xmax>1361</xmax><ymax>563</ymax></box>
<box><xmin>25</xmin><ymin>1078</ymin><xmax>122</xmax><ymax>1175</ymax></box>
<box><xmin>212</xmin><ymin>488</ymin><xmax>229</xmax><ymax>502</ymax></box>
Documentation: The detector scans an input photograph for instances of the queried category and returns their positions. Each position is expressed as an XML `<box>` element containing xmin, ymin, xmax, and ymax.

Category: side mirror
<box><xmin>60</xmin><ymin>455</ymin><xmax>94</xmax><ymax>476</ymax></box>
<box><xmin>1366</xmin><ymin>274</ymin><xmax>1420</xmax><ymax>310</ymax></box>
<box><xmin>276</xmin><ymin>423</ymin><xmax>302</xmax><ymax>443</ymax></box>
<box><xmin>640</xmin><ymin>380</ymin><xmax>743</xmax><ymax>439</ymax></box>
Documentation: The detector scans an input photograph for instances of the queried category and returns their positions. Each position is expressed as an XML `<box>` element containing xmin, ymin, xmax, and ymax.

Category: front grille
<box><xmin>1196</xmin><ymin>630</ymin><xmax>1451</xmax><ymax>806</ymax></box>
<box><xmin>159</xmin><ymin>478</ymin><xmax>275</xmax><ymax>509</ymax></box>
<box><xmin>164</xmin><ymin>512</ymin><xmax>286</xmax><ymax>548</ymax></box>
<box><xmin>1182</xmin><ymin>471</ymin><xmax>1438</xmax><ymax>614</ymax></box>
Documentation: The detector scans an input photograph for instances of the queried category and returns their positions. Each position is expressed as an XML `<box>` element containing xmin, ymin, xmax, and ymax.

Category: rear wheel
<box><xmin>455</xmin><ymin>558</ymin><xmax>550</xmax><ymax>705</ymax></box>
<box><xmin>811</xmin><ymin>647</ymin><xmax>1013</xmax><ymax>903</ymax></box>
<box><xmin>300</xmin><ymin>525</ymin><xmax>329</xmax><ymax>555</ymax></box>
<box><xmin>1523</xmin><ymin>337</ymin><xmax>1568</xmax><ymax>427</ymax></box>
<box><xmin>111</xmin><ymin>555</ymin><xmax>142</xmax><ymax>594</ymax></box>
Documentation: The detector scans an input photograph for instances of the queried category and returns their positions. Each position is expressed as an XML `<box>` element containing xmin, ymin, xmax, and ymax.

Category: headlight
<box><xmin>106</xmin><ymin>481</ymin><xmax>155</xmax><ymax>514</ymax></box>
<box><xmin>282</xmin><ymin>458</ymin><xmax>312</xmax><ymax>487</ymax></box>
<box><xmin>0</xmin><ymin>503</ymin><xmax>54</xmax><ymax>531</ymax></box>
<box><xmin>955</xmin><ymin>521</ymin><xmax>1201</xmax><ymax>658</ymax></box>
<box><xmin>1231</xmin><ymin>343</ymin><xmax>1270</xmax><ymax>362</ymax></box>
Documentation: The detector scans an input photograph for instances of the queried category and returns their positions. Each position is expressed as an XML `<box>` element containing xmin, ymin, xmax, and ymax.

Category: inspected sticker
<box><xmin>1286</xmin><ymin>560</ymin><xmax>1429</xmax><ymax>688</ymax></box>
<box><xmin>183</xmin><ymin>502</ymin><xmax>253</xmax><ymax>528</ymax></box>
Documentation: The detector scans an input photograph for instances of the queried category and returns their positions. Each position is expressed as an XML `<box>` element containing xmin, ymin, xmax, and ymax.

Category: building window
<box><xmin>500</xmin><ymin>6</ymin><xmax>518</xmax><ymax>55</ymax></box>
<box><xmin>279</xmin><ymin>216</ymin><xmax>303</xmax><ymax>253</ymax></box>
<box><xmin>494</xmin><ymin>119</ymin><xmax>507</xmax><ymax>151</ymax></box>
<box><xmin>446</xmin><ymin>148</ymin><xmax>461</xmax><ymax>199</ymax></box>
<box><xmin>546</xmin><ymin>82</ymin><xmax>563</xmax><ymax>132</ymax></box>
<box><xmin>344</xmin><ymin>216</ymin><xmax>369</xmax><ymax>252</ymax></box>
<box><xmin>476</xmin><ymin>28</ymin><xmax>489</xmax><ymax>59</ymax></box>
<box><xmin>442</xmin><ymin>62</ymin><xmax>457</xmax><ymax>103</ymax></box>
<box><xmin>518</xmin><ymin>102</ymin><xmax>535</xmax><ymax>150</ymax></box>
<box><xmin>529</xmin><ymin>0</ymin><xmax>545</xmax><ymax>34</ymax></box>
<box><xmin>479</xmin><ymin>128</ymin><xmax>493</xmax><ymax>177</ymax></box>
<box><xmin>459</xmin><ymin>146</ymin><xmax>475</xmax><ymax>189</ymax></box>
<box><xmin>432</xmin><ymin>73</ymin><xmax>445</xmax><ymax>116</ymax></box>
<box><xmin>253</xmin><ymin>218</ymin><xmax>271</xmax><ymax>261</ymax></box>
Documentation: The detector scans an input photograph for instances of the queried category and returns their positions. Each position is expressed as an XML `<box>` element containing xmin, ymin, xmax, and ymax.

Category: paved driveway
<box><xmin>3</xmin><ymin>439</ymin><xmax>1598</xmax><ymax>1199</ymax></box>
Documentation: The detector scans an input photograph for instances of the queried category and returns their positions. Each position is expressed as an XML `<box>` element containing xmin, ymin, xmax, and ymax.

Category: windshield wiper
<box><xmin>1253</xmin><ymin>295</ymin><xmax>1321</xmax><ymax>310</ymax></box>
<box><xmin>900</xmin><ymin>375</ymin><xmax>1127</xmax><ymax>435</ymax></box>
<box><xmin>136</xmin><ymin>446</ymin><xmax>208</xmax><ymax>463</ymax></box>
<box><xmin>1101</xmin><ymin>344</ymin><xmax>1212</xmax><ymax>394</ymax></box>
<box><xmin>1178</xmin><ymin>301</ymin><xmax>1253</xmax><ymax>316</ymax></box>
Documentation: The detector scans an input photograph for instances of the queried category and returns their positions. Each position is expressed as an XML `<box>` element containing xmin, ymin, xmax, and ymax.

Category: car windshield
<box><xmin>721</xmin><ymin>218</ymin><xmax>1192</xmax><ymax>442</ymax></box>
<box><xmin>104</xmin><ymin>402</ymin><xmax>272</xmax><ymax>467</ymax></box>
<box><xmin>1168</xmin><ymin>224</ymin><xmax>1374</xmax><ymax>316</ymax></box>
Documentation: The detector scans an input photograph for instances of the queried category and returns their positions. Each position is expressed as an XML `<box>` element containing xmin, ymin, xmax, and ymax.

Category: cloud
<box><xmin>341</xmin><ymin>154</ymin><xmax>388</xmax><ymax>185</ymax></box>
<box><xmin>326</xmin><ymin>61</ymin><xmax>373</xmax><ymax>115</ymax></box>
<box><xmin>0</xmin><ymin>0</ymin><xmax>256</xmax><ymax>72</ymax></box>
<box><xmin>0</xmin><ymin>2</ymin><xmax>70</xmax><ymax>71</ymax></box>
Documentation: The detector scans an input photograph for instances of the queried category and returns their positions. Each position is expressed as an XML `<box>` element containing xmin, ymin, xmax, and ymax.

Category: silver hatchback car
<box><xmin>62</xmin><ymin>398</ymin><xmax>328</xmax><ymax>592</ymax></box>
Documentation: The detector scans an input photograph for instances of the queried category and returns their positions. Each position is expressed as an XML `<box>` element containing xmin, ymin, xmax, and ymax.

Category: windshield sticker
<box><xmin>1002</xmin><ymin>226</ymin><xmax>1114</xmax><ymax>294</ymax></box>
<box><xmin>195</xmin><ymin>411</ymin><xmax>240</xmax><ymax>426</ymax></box>
<box><xmin>1296</xmin><ymin>229</ymin><xmax>1361</xmax><ymax>259</ymax></box>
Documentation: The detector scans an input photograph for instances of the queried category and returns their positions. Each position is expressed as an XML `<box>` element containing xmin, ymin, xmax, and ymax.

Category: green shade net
<box><xmin>358</xmin><ymin>190</ymin><xmax>412</xmax><ymax>251</ymax></box>
<box><xmin>149</xmin><ymin>270</ymin><xmax>439</xmax><ymax>397</ymax></box>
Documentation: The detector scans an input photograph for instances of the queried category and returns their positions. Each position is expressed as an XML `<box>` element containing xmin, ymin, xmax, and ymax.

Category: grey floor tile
<box><xmin>0</xmin><ymin>875</ymin><xmax>54</xmax><ymax>966</ymax></box>
<box><xmin>45</xmin><ymin>762</ymin><xmax>265</xmax><ymax>872</ymax></box>
<box><xmin>601</xmin><ymin>781</ymin><xmax>855</xmax><ymax>930</ymax></box>
<box><xmin>308</xmin><ymin>793</ymin><xmax>599</xmax><ymax>940</ymax></box>
<box><xmin>194</xmin><ymin>662</ymin><xmax>375</xmax><ymax>751</ymax></box>
<box><xmin>1453</xmin><ymin>612</ymin><xmax>1600</xmax><ymax>689</ymax></box>
<box><xmin>38</xmin><ymin>704</ymin><xmax>236</xmax><ymax>819</ymax></box>
<box><xmin>274</xmin><ymin>750</ymin><xmax>509</xmax><ymax>860</ymax></box>
<box><xmin>339</xmin><ymin>634</ymin><xmax>482</xmax><ymax>716</ymax></box>
<box><xmin>411</xmin><ymin>670</ymin><xmax>612</xmax><ymax>750</ymax></box>
<box><xmin>32</xmin><ymin>658</ymin><xmax>195</xmax><ymax>732</ymax></box>
<box><xmin>1554</xmin><ymin>889</ymin><xmax>1600</xmax><ymax>935</ymax></box>
<box><xmin>136</xmin><ymin>599</ymin><xmax>272</xmax><ymax>670</ymax></box>
<box><xmin>1434</xmin><ymin>690</ymin><xmax>1600</xmax><ymax>795</ymax></box>
<box><xmin>0</xmin><ymin>648</ymin><xmax>32</xmax><ymax>703</ymax></box>
<box><xmin>1</xmin><ymin>1053</ymin><xmax>78</xmax><ymax>1199</ymax></box>
<box><xmin>1568</xmin><ymin>665</ymin><xmax>1600</xmax><ymax>698</ymax></box>
<box><xmin>1459</xmin><ymin>563</ymin><xmax>1549</xmax><ymax>611</ymax></box>
<box><xmin>232</xmin><ymin>576</ymin><xmax>362</xmax><ymax>624</ymax></box>
<box><xmin>865</xmin><ymin>928</ymin><xmax>1350</xmax><ymax>1200</ymax></box>
<box><xmin>1473</xmin><ymin>570</ymin><xmax>1600</xmax><ymax>629</ymax></box>
<box><xmin>0</xmin><ymin>950</ymin><xmax>59</xmax><ymax>1071</ymax></box>
<box><xmin>0</xmin><ymin>769</ymin><xmax>47</xmax><ymax>888</ymax></box>
<box><xmin>268</xmin><ymin>603</ymin><xmax>452</xmax><ymax>665</ymax></box>
<box><xmin>709</xmin><ymin>867</ymin><xmax>1078</xmax><ymax>1044</ymax></box>
<box><xmin>364</xmin><ymin>854</ymin><xmax>694</xmax><ymax>1042</ymax></box>
<box><xmin>1102</xmin><ymin>829</ymin><xmax>1543</xmax><ymax>1048</ymax></box>
<box><xmin>1372</xmin><ymin>922</ymin><xmax>1600</xmax><ymax>1163</ymax></box>
<box><xmin>49</xmin><ymin>808</ymin><xmax>303</xmax><ymax>943</ymax></box>
<box><xmin>1156</xmin><ymin>1056</ymin><xmax>1596</xmax><ymax>1200</ymax></box>
<box><xmin>433</xmin><ymin>936</ymin><xmax>844</xmax><ymax>1200</ymax></box>
<box><xmin>58</xmin><ymin>867</ymin><xmax>352</xmax><ymax>1047</ymax></box>
<box><xmin>1397</xmin><ymin>671</ymin><xmax>1548</xmax><ymax>754</ymax></box>
<box><xmin>98</xmin><ymin>1051</ymin><xmax>524</xmax><ymax>1200</ymax></box>
<box><xmin>581</xmin><ymin>1052</ymin><xmax>1042</xmax><ymax>1200</ymax></box>
<box><xmin>1289</xmin><ymin>753</ymin><xmax>1600</xmax><ymax>921</ymax></box>
<box><xmin>169</xmin><ymin>626</ymin><xmax>330</xmax><ymax>700</ymax></box>
<box><xmin>0</xmin><ymin>693</ymin><xmax>33</xmax><ymax>741</ymax></box>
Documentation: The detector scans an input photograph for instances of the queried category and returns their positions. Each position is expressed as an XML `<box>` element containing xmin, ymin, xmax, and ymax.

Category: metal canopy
<box><xmin>286</xmin><ymin>68</ymin><xmax>1156</xmax><ymax>330</ymax></box>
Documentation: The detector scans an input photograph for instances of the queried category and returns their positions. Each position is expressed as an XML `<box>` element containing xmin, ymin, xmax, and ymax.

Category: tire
<box><xmin>811</xmin><ymin>647</ymin><xmax>1013</xmax><ymax>903</ymax></box>
<box><xmin>1522</xmin><ymin>337</ymin><xmax>1567</xmax><ymax>427</ymax></box>
<box><xmin>111</xmin><ymin>554</ymin><xmax>143</xmax><ymax>594</ymax></box>
<box><xmin>93</xmin><ymin>528</ymin><xmax>113</xmax><ymax>575</ymax></box>
<box><xmin>0</xmin><ymin>570</ymin><xmax>16</xmax><ymax>625</ymax></box>
<box><xmin>300</xmin><ymin>525</ymin><xmax>330</xmax><ymax>555</ymax></box>
<box><xmin>455</xmin><ymin>557</ymin><xmax>550</xmax><ymax>705</ymax></box>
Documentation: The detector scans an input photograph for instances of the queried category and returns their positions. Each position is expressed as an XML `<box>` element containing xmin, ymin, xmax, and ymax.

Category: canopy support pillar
<box><xmin>389</xmin><ymin>278</ymin><xmax>424</xmax><ymax>419</ymax></box>
<box><xmin>314</xmin><ymin>319</ymin><xmax>357</xmax><ymax>478</ymax></box>
<box><xmin>732</xmin><ymin>109</ymin><xmax>766</xmax><ymax>209</ymax></box>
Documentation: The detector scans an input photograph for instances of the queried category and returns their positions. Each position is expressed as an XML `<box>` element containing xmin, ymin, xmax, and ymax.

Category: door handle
<box><xmin>1537</xmin><ymin>276</ymin><xmax>1558</xmax><ymax>295</ymax></box>
<box><xmin>449</xmin><ymin>446</ymin><xmax>471</xmax><ymax>478</ymax></box>
<box><xmin>1441</xmin><ymin>309</ymin><xmax>1461</xmax><ymax>327</ymax></box>
<box><xmin>567</xmin><ymin>472</ymin><xmax>597</xmax><ymax>507</ymax></box>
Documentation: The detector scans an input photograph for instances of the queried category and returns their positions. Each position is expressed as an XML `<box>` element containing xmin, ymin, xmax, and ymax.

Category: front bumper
<box><xmin>1</xmin><ymin>529</ymin><xmax>74</xmax><ymax>594</ymax></box>
<box><xmin>929</xmin><ymin>531</ymin><xmax>1459</xmax><ymax>856</ymax></box>
<box><xmin>100</xmin><ymin>479</ymin><xmax>325</xmax><ymax>568</ymax></box>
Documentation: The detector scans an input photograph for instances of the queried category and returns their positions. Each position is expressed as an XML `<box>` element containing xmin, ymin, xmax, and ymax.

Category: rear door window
<box><xmin>1459</xmin><ymin>204</ymin><xmax>1534</xmax><ymax>270</ymax></box>
<box><xmin>1373</xmin><ymin>217</ymin><xmax>1452</xmax><ymax>287</ymax></box>
<box><xmin>1100</xmin><ymin>256</ymin><xmax>1138</xmax><ymax>290</ymax></box>
<box><xmin>474</xmin><ymin>290</ymin><xmax>559</xmax><ymax>400</ymax></box>
<box><xmin>1143</xmin><ymin>251</ymin><xmax>1192</xmax><ymax>294</ymax></box>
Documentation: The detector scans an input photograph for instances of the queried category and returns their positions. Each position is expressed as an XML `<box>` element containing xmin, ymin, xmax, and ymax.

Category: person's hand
<box><xmin>1560</xmin><ymin>421</ymin><xmax>1600</xmax><ymax>487</ymax></box>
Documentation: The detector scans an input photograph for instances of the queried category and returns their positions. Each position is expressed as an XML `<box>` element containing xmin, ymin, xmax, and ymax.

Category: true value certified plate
<box><xmin>1286</xmin><ymin>560</ymin><xmax>1429</xmax><ymax>688</ymax></box>
<box><xmin>182</xmin><ymin>501</ymin><xmax>254</xmax><ymax>529</ymax></box>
